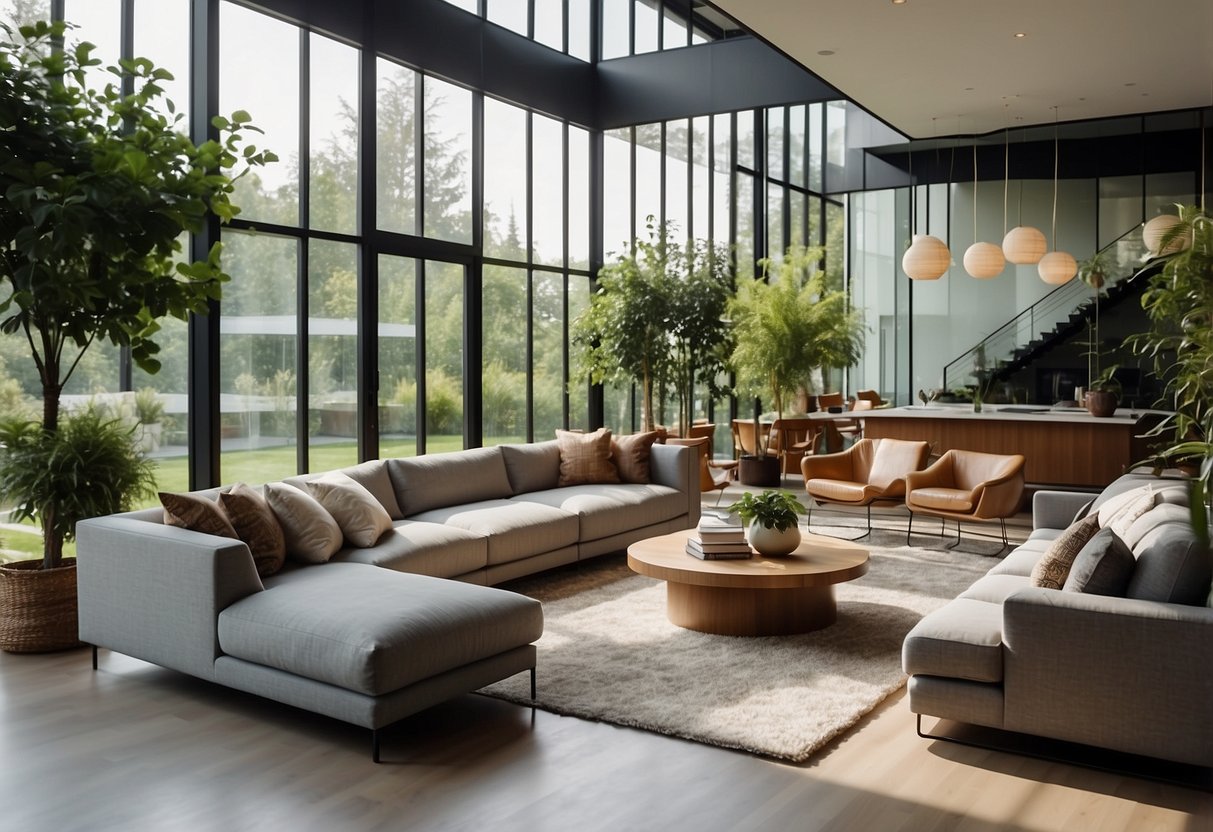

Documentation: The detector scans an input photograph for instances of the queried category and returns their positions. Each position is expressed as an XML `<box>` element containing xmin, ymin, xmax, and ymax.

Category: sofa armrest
<box><xmin>650</xmin><ymin>443</ymin><xmax>700</xmax><ymax>528</ymax></box>
<box><xmin>1002</xmin><ymin>587</ymin><xmax>1213</xmax><ymax>766</ymax></box>
<box><xmin>1031</xmin><ymin>489</ymin><xmax>1092</xmax><ymax>531</ymax></box>
<box><xmin>77</xmin><ymin>515</ymin><xmax>263</xmax><ymax>681</ymax></box>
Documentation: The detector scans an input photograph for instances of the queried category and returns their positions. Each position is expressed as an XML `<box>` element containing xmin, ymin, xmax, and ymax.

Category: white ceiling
<box><xmin>711</xmin><ymin>0</ymin><xmax>1213</xmax><ymax>138</ymax></box>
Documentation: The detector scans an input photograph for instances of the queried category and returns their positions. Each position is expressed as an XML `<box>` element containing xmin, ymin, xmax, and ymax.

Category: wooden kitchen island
<box><xmin>858</xmin><ymin>405</ymin><xmax>1167</xmax><ymax>488</ymax></box>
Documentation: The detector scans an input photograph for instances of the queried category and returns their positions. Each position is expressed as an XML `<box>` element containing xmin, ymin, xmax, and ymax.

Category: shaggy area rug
<box><xmin>480</xmin><ymin>520</ymin><xmax>998</xmax><ymax>763</ymax></box>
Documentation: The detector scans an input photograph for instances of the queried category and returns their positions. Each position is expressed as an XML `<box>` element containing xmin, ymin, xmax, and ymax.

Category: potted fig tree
<box><xmin>0</xmin><ymin>20</ymin><xmax>273</xmax><ymax>651</ymax></box>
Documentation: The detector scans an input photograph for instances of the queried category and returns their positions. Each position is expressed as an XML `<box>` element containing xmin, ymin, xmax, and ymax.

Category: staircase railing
<box><xmin>941</xmin><ymin>224</ymin><xmax>1149</xmax><ymax>393</ymax></box>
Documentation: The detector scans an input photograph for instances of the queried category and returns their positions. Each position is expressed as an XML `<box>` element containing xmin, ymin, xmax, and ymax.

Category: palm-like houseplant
<box><xmin>0</xmin><ymin>20</ymin><xmax>272</xmax><ymax>649</ymax></box>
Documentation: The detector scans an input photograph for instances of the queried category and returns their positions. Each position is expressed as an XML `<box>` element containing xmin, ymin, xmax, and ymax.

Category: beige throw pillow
<box><xmin>306</xmin><ymin>472</ymin><xmax>393</xmax><ymax>548</ymax></box>
<box><xmin>159</xmin><ymin>491</ymin><xmax>237</xmax><ymax>539</ymax></box>
<box><xmin>219</xmin><ymin>482</ymin><xmax>287</xmax><ymax>577</ymax></box>
<box><xmin>611</xmin><ymin>430</ymin><xmax>659</xmax><ymax>484</ymax></box>
<box><xmin>1030</xmin><ymin>513</ymin><xmax>1100</xmax><ymax>590</ymax></box>
<box><xmin>1096</xmin><ymin>485</ymin><xmax>1155</xmax><ymax>530</ymax></box>
<box><xmin>263</xmin><ymin>482</ymin><xmax>343</xmax><ymax>564</ymax></box>
<box><xmin>1102</xmin><ymin>490</ymin><xmax>1156</xmax><ymax>539</ymax></box>
<box><xmin>556</xmin><ymin>428</ymin><xmax>621</xmax><ymax>486</ymax></box>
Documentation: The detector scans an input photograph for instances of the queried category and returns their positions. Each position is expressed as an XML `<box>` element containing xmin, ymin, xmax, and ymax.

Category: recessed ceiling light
<box><xmin>1014</xmin><ymin>32</ymin><xmax>1027</xmax><ymax>38</ymax></box>
<box><xmin>817</xmin><ymin>49</ymin><xmax>835</xmax><ymax>56</ymax></box>
<box><xmin>964</xmin><ymin>87</ymin><xmax>975</xmax><ymax>91</ymax></box>
<box><xmin>891</xmin><ymin>0</ymin><xmax>907</xmax><ymax>5</ymax></box>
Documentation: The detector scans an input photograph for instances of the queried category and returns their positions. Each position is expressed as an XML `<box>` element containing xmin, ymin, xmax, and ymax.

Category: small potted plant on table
<box><xmin>728</xmin><ymin>490</ymin><xmax>807</xmax><ymax>557</ymax></box>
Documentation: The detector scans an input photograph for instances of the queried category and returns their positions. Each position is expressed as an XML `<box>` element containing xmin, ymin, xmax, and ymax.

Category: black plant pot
<box><xmin>738</xmin><ymin>454</ymin><xmax>781</xmax><ymax>487</ymax></box>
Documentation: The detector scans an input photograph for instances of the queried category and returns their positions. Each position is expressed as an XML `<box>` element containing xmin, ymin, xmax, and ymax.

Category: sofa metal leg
<box><xmin>91</xmin><ymin>644</ymin><xmax>98</xmax><ymax>671</ymax></box>
<box><xmin>372</xmin><ymin>729</ymin><xmax>381</xmax><ymax>764</ymax></box>
<box><xmin>530</xmin><ymin>666</ymin><xmax>536</xmax><ymax>701</ymax></box>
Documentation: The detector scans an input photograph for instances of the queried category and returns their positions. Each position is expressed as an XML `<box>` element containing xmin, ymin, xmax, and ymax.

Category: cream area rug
<box><xmin>480</xmin><ymin>520</ymin><xmax>996</xmax><ymax>763</ymax></box>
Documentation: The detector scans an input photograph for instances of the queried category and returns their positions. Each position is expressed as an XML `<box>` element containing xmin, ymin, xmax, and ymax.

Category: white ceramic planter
<box><xmin>747</xmin><ymin>522</ymin><xmax>801</xmax><ymax>557</ymax></box>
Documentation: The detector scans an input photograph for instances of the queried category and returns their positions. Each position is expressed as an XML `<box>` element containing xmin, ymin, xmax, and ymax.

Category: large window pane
<box><xmin>532</xmin><ymin>114</ymin><xmax>564</xmax><ymax>266</ymax></box>
<box><xmin>712</xmin><ymin>114</ymin><xmax>732</xmax><ymax>249</ymax></box>
<box><xmin>662</xmin><ymin>5</ymin><xmax>686</xmax><ymax>49</ymax></box>
<box><xmin>790</xmin><ymin>189</ymin><xmax>806</xmax><ymax>247</ymax></box>
<box><xmin>483</xmin><ymin>265</ymin><xmax>527</xmax><ymax>445</ymax></box>
<box><xmin>736</xmin><ymin>172</ymin><xmax>754</xmax><ymax>279</ymax></box>
<box><xmin>808</xmin><ymin>103</ymin><xmax>824</xmax><ymax>192</ymax></box>
<box><xmin>423</xmin><ymin>78</ymin><xmax>473</xmax><ymax>243</ymax></box>
<box><xmin>665</xmin><ymin>119</ymin><xmax>689</xmax><ymax>233</ymax></box>
<box><xmin>534</xmin><ymin>0</ymin><xmax>563</xmax><ymax>51</ymax></box>
<box><xmin>691</xmin><ymin>117</ymin><xmax>710</xmax><ymax>241</ymax></box>
<box><xmin>219</xmin><ymin>231</ymin><xmax>299</xmax><ymax>484</ymax></box>
<box><xmin>376</xmin><ymin>59</ymin><xmax>418</xmax><ymax>235</ymax></box>
<box><xmin>309</xmin><ymin>34</ymin><xmax>359</xmax><ymax>234</ymax></box>
<box><xmin>635</xmin><ymin>123</ymin><xmax>661</xmax><ymax>232</ymax></box>
<box><xmin>767</xmin><ymin>182</ymin><xmax>784</xmax><ymax>259</ymax></box>
<box><xmin>737</xmin><ymin>110</ymin><xmax>754</xmax><ymax>170</ymax></box>
<box><xmin>2</xmin><ymin>0</ymin><xmax>48</xmax><ymax>27</ymax></box>
<box><xmin>789</xmin><ymin>104</ymin><xmax>806</xmax><ymax>189</ymax></box>
<box><xmin>134</xmin><ymin>0</ymin><xmax>190</xmax><ymax>125</ymax></box>
<box><xmin>567</xmin><ymin>276</ymin><xmax>590</xmax><ymax>430</ymax></box>
<box><xmin>63</xmin><ymin>0</ymin><xmax>120</xmax><ymax>95</ymax></box>
<box><xmin>603</xmin><ymin>128</ymin><xmax>633</xmax><ymax>255</ymax></box>
<box><xmin>378</xmin><ymin>255</ymin><xmax>418</xmax><ymax>458</ymax></box>
<box><xmin>220</xmin><ymin>3</ymin><xmax>300</xmax><ymax>228</ymax></box>
<box><xmin>425</xmin><ymin>261</ymin><xmax>464</xmax><ymax>450</ymax></box>
<box><xmin>487</xmin><ymin>0</ymin><xmax>527</xmax><ymax>36</ymax></box>
<box><xmin>484</xmin><ymin>98</ymin><xmax>529</xmax><ymax>260</ymax></box>
<box><xmin>568</xmin><ymin>126</ymin><xmax>590</xmax><ymax>269</ymax></box>
<box><xmin>568</xmin><ymin>0</ymin><xmax>591</xmax><ymax>61</ymax></box>
<box><xmin>308</xmin><ymin>241</ymin><xmax>358</xmax><ymax>471</ymax></box>
<box><xmin>601</xmin><ymin>0</ymin><xmax>629</xmax><ymax>59</ymax></box>
<box><xmin>634</xmin><ymin>0</ymin><xmax>658</xmax><ymax>54</ymax></box>
<box><xmin>532</xmin><ymin>271</ymin><xmax>565</xmax><ymax>438</ymax></box>
<box><xmin>767</xmin><ymin>108</ymin><xmax>784</xmax><ymax>182</ymax></box>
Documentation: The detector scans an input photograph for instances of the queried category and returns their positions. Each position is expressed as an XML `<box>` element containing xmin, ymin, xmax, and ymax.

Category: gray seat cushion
<box><xmin>987</xmin><ymin>543</ymin><xmax>1048</xmax><ymax>578</ymax></box>
<box><xmin>959</xmin><ymin>574</ymin><xmax>1034</xmax><ymax>604</ymax></box>
<box><xmin>511</xmin><ymin>483</ymin><xmax>684</xmax><ymax>541</ymax></box>
<box><xmin>902</xmin><ymin>599</ymin><xmax>1005</xmax><ymax>683</ymax></box>
<box><xmin>411</xmin><ymin>499</ymin><xmax>580</xmax><ymax>565</ymax></box>
<box><xmin>330</xmin><ymin>521</ymin><xmax>488</xmax><ymax>578</ymax></box>
<box><xmin>1126</xmin><ymin>521</ymin><xmax>1211</xmax><ymax>605</ymax></box>
<box><xmin>218</xmin><ymin>563</ymin><xmax>542</xmax><ymax>696</ymax></box>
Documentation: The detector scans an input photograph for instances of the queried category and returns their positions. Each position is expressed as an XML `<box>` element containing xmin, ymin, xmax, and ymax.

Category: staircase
<box><xmin>941</xmin><ymin>225</ymin><xmax>1155</xmax><ymax>395</ymax></box>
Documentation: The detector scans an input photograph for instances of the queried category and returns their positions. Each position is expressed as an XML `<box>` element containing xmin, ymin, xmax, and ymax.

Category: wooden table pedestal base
<box><xmin>665</xmin><ymin>582</ymin><xmax>836</xmax><ymax>636</ymax></box>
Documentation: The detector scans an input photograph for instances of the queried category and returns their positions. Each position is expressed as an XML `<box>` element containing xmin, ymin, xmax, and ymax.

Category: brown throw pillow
<box><xmin>219</xmin><ymin>482</ymin><xmax>287</xmax><ymax>577</ymax></box>
<box><xmin>305</xmin><ymin>472</ymin><xmax>394</xmax><ymax>548</ymax></box>
<box><xmin>159</xmin><ymin>491</ymin><xmax>237</xmax><ymax>539</ymax></box>
<box><xmin>1030</xmin><ymin>513</ymin><xmax>1100</xmax><ymax>590</ymax></box>
<box><xmin>611</xmin><ymin>430</ymin><xmax>659</xmax><ymax>484</ymax></box>
<box><xmin>263</xmin><ymin>482</ymin><xmax>344</xmax><ymax>564</ymax></box>
<box><xmin>556</xmin><ymin>428</ymin><xmax>621</xmax><ymax>486</ymax></box>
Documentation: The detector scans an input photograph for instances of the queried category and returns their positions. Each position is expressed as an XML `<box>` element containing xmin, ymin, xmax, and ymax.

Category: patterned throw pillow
<box><xmin>218</xmin><ymin>482</ymin><xmax>287</xmax><ymax>577</ymax></box>
<box><xmin>263</xmin><ymin>482</ymin><xmax>344</xmax><ymax>564</ymax></box>
<box><xmin>306</xmin><ymin>472</ymin><xmax>394</xmax><ymax>548</ymax></box>
<box><xmin>611</xmin><ymin>430</ymin><xmax>659</xmax><ymax>484</ymax></box>
<box><xmin>1063</xmin><ymin>528</ymin><xmax>1136</xmax><ymax>596</ymax></box>
<box><xmin>159</xmin><ymin>491</ymin><xmax>238</xmax><ymax>539</ymax></box>
<box><xmin>1030</xmin><ymin>513</ymin><xmax>1100</xmax><ymax>590</ymax></box>
<box><xmin>556</xmin><ymin>428</ymin><xmax>621</xmax><ymax>486</ymax></box>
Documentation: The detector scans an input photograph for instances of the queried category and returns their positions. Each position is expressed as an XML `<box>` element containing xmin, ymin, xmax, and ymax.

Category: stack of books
<box><xmin>685</xmin><ymin>516</ymin><xmax>752</xmax><ymax>560</ymax></box>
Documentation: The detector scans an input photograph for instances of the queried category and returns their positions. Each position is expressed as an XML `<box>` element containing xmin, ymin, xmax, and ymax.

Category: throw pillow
<box><xmin>1096</xmin><ymin>485</ymin><xmax>1155</xmax><ymax>530</ymax></box>
<box><xmin>218</xmin><ymin>482</ymin><xmax>287</xmax><ymax>577</ymax></box>
<box><xmin>556</xmin><ymin>428</ymin><xmax>621</xmax><ymax>486</ymax></box>
<box><xmin>1102</xmin><ymin>490</ymin><xmax>1156</xmax><ymax>539</ymax></box>
<box><xmin>1072</xmin><ymin>498</ymin><xmax>1095</xmax><ymax>525</ymax></box>
<box><xmin>1063</xmin><ymin>528</ymin><xmax>1136</xmax><ymax>596</ymax></box>
<box><xmin>263</xmin><ymin>482</ymin><xmax>344</xmax><ymax>564</ymax></box>
<box><xmin>159</xmin><ymin>491</ymin><xmax>238</xmax><ymax>539</ymax></box>
<box><xmin>306</xmin><ymin>472</ymin><xmax>394</xmax><ymax>548</ymax></box>
<box><xmin>611</xmin><ymin>430</ymin><xmax>659</xmax><ymax>484</ymax></box>
<box><xmin>1029</xmin><ymin>513</ymin><xmax>1100</xmax><ymax>590</ymax></box>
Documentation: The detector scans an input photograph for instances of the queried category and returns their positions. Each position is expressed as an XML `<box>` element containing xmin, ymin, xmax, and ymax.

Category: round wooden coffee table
<box><xmin>627</xmin><ymin>528</ymin><xmax>869</xmax><ymax>636</ymax></box>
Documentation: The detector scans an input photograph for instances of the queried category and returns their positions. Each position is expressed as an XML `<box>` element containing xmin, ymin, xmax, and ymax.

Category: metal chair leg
<box><xmin>906</xmin><ymin>511</ymin><xmax>913</xmax><ymax>545</ymax></box>
<box><xmin>530</xmin><ymin>666</ymin><xmax>537</xmax><ymax>701</ymax></box>
<box><xmin>91</xmin><ymin>644</ymin><xmax>98</xmax><ymax>670</ymax></box>
<box><xmin>372</xmin><ymin>729</ymin><xmax>381</xmax><ymax>764</ymax></box>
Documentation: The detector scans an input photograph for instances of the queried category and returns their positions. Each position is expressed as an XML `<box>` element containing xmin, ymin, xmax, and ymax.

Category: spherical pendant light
<box><xmin>902</xmin><ymin>234</ymin><xmax>951</xmax><ymax>281</ymax></box>
<box><xmin>1002</xmin><ymin>225</ymin><xmax>1047</xmax><ymax>264</ymax></box>
<box><xmin>1142</xmin><ymin>214</ymin><xmax>1191</xmax><ymax>256</ymax></box>
<box><xmin>1037</xmin><ymin>250</ymin><xmax>1077</xmax><ymax>285</ymax></box>
<box><xmin>963</xmin><ymin>241</ymin><xmax>1005</xmax><ymax>279</ymax></box>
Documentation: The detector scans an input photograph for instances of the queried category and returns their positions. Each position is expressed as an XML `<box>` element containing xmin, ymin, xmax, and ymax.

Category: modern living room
<box><xmin>1</xmin><ymin>0</ymin><xmax>1212</xmax><ymax>830</ymax></box>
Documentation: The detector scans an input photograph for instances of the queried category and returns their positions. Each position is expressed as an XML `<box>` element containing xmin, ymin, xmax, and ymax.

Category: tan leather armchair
<box><xmin>904</xmin><ymin>449</ymin><xmax>1026</xmax><ymax>549</ymax></box>
<box><xmin>801</xmin><ymin>438</ymin><xmax>930</xmax><ymax>537</ymax></box>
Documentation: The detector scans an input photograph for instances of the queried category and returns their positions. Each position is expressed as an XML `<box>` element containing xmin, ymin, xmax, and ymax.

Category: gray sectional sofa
<box><xmin>77</xmin><ymin>440</ymin><xmax>698</xmax><ymax>761</ymax></box>
<box><xmin>903</xmin><ymin>472</ymin><xmax>1213</xmax><ymax>768</ymax></box>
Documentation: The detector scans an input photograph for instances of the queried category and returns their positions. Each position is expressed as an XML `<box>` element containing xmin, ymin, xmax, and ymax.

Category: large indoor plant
<box><xmin>1126</xmin><ymin>204</ymin><xmax>1212</xmax><ymax>538</ymax></box>
<box><xmin>572</xmin><ymin>219</ymin><xmax>732</xmax><ymax>431</ymax></box>
<box><xmin>0</xmin><ymin>20</ymin><xmax>272</xmax><ymax>648</ymax></box>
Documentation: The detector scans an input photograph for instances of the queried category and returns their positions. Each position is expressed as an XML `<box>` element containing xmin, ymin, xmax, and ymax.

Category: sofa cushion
<box><xmin>1122</xmin><ymin>503</ymin><xmax>1190</xmax><ymax>551</ymax></box>
<box><xmin>387</xmin><ymin>447</ymin><xmax>513</xmax><ymax>516</ymax></box>
<box><xmin>305</xmin><ymin>472</ymin><xmax>394</xmax><ymax>548</ymax></box>
<box><xmin>218</xmin><ymin>482</ymin><xmax>287</xmax><ymax>577</ymax></box>
<box><xmin>909</xmin><ymin>487</ymin><xmax>973</xmax><ymax>513</ymax></box>
<box><xmin>330</xmin><ymin>521</ymin><xmax>488</xmax><ymax>579</ymax></box>
<box><xmin>1063</xmin><ymin>528</ymin><xmax>1135</xmax><ymax>596</ymax></box>
<box><xmin>263</xmin><ymin>482</ymin><xmax>344</xmax><ymax>564</ymax></box>
<box><xmin>806</xmin><ymin>479</ymin><xmax>874</xmax><ymax>504</ymax></box>
<box><xmin>556</xmin><ymin>428</ymin><xmax>621</xmax><ymax>486</ymax></box>
<box><xmin>1126</xmin><ymin>522</ymin><xmax>1212</xmax><ymax>605</ymax></box>
<box><xmin>987</xmin><ymin>542</ymin><xmax>1049</xmax><ymax>578</ymax></box>
<box><xmin>960</xmin><ymin>574</ymin><xmax>1034</xmax><ymax>604</ymax></box>
<box><xmin>159</xmin><ymin>491</ymin><xmax>237</xmax><ymax>539</ymax></box>
<box><xmin>1099</xmin><ymin>488</ymin><xmax>1157</xmax><ymax>539</ymax></box>
<box><xmin>501</xmin><ymin>440</ymin><xmax>561</xmax><ymax>494</ymax></box>
<box><xmin>337</xmin><ymin>460</ymin><xmax>404</xmax><ymax>520</ymax></box>
<box><xmin>511</xmin><ymin>483</ymin><xmax>684</xmax><ymax>541</ymax></box>
<box><xmin>218</xmin><ymin>564</ymin><xmax>543</xmax><ymax>696</ymax></box>
<box><xmin>902</xmin><ymin>599</ymin><xmax>1005</xmax><ymax>683</ymax></box>
<box><xmin>611</xmin><ymin>431</ymin><xmax>659</xmax><ymax>484</ymax></box>
<box><xmin>1029</xmin><ymin>514</ymin><xmax>1100</xmax><ymax>590</ymax></box>
<box><xmin>411</xmin><ymin>499</ymin><xmax>580</xmax><ymax>565</ymax></box>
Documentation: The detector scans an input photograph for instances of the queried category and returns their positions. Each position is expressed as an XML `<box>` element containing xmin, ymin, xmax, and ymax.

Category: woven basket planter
<box><xmin>0</xmin><ymin>558</ymin><xmax>81</xmax><ymax>653</ymax></box>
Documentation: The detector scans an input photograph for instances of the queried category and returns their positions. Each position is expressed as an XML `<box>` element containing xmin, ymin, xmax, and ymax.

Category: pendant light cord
<box><xmin>1050</xmin><ymin>108</ymin><xmax>1060</xmax><ymax>247</ymax></box>
<box><xmin>1002</xmin><ymin>126</ymin><xmax>1009</xmax><ymax>235</ymax></box>
<box><xmin>972</xmin><ymin>143</ymin><xmax>979</xmax><ymax>240</ymax></box>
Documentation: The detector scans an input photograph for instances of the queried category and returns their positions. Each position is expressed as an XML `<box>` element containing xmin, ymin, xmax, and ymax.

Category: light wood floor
<box><xmin>3</xmin><ymin>492</ymin><xmax>1209</xmax><ymax>831</ymax></box>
